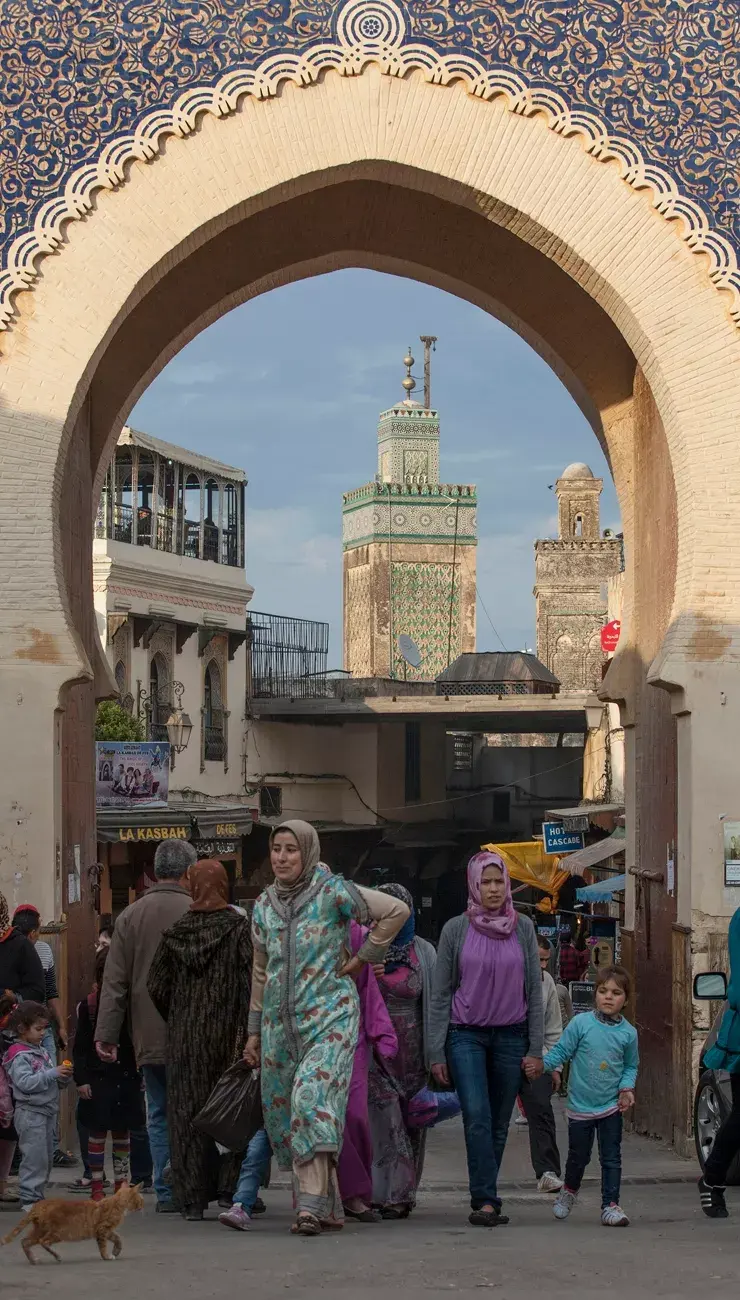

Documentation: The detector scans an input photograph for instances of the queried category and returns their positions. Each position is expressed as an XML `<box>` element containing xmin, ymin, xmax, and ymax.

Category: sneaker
<box><xmin>252</xmin><ymin>1196</ymin><xmax>266</xmax><ymax>1216</ymax></box>
<box><xmin>698</xmin><ymin>1176</ymin><xmax>729</xmax><ymax>1219</ymax></box>
<box><xmin>155</xmin><ymin>1200</ymin><xmax>180</xmax><ymax>1214</ymax></box>
<box><xmin>219</xmin><ymin>1204</ymin><xmax>253</xmax><ymax>1232</ymax></box>
<box><xmin>553</xmin><ymin>1188</ymin><xmax>577</xmax><ymax>1220</ymax></box>
<box><xmin>601</xmin><ymin>1202</ymin><xmax>629</xmax><ymax>1227</ymax></box>
<box><xmin>53</xmin><ymin>1149</ymin><xmax>78</xmax><ymax>1169</ymax></box>
<box><xmin>537</xmin><ymin>1171</ymin><xmax>563</xmax><ymax>1193</ymax></box>
<box><xmin>514</xmin><ymin>1114</ymin><xmax>528</xmax><ymax>1127</ymax></box>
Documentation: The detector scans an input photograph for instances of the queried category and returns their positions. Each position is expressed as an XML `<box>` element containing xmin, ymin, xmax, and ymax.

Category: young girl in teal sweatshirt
<box><xmin>539</xmin><ymin>965</ymin><xmax>638</xmax><ymax>1227</ymax></box>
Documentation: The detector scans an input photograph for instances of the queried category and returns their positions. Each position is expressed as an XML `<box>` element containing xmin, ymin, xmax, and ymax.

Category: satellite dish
<box><xmin>398</xmin><ymin>634</ymin><xmax>422</xmax><ymax>669</ymax></box>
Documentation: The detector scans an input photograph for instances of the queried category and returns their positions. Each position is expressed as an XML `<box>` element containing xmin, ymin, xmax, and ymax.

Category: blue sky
<box><xmin>132</xmin><ymin>270</ymin><xmax>619</xmax><ymax>664</ymax></box>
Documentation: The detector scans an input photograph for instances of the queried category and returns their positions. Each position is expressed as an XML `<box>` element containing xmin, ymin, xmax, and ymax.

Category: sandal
<box><xmin>468</xmin><ymin>1208</ymin><xmax>509</xmax><ymax>1227</ymax></box>
<box><xmin>291</xmin><ymin>1212</ymin><xmax>322</xmax><ymax>1236</ymax></box>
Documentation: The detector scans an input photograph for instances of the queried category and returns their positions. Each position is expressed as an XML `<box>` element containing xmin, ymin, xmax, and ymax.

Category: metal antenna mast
<box><xmin>419</xmin><ymin>335</ymin><xmax>437</xmax><ymax>409</ymax></box>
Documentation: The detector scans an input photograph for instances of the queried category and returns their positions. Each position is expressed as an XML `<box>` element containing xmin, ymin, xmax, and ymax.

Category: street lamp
<box><xmin>165</xmin><ymin>682</ymin><xmax>192</xmax><ymax>753</ymax></box>
<box><xmin>585</xmin><ymin>694</ymin><xmax>604</xmax><ymax>730</ymax></box>
<box><xmin>137</xmin><ymin>678</ymin><xmax>192</xmax><ymax>752</ymax></box>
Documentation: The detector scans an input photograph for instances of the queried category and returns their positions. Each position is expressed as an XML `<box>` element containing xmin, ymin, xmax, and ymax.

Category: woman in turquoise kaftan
<box><xmin>245</xmin><ymin>820</ymin><xmax>409</xmax><ymax>1235</ymax></box>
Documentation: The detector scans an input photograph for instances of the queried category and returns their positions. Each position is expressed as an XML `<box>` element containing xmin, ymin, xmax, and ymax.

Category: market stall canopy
<box><xmin>190</xmin><ymin>806</ymin><xmax>255</xmax><ymax>839</ymax></box>
<box><xmin>97</xmin><ymin>807</ymin><xmax>192</xmax><ymax>843</ymax></box>
<box><xmin>576</xmin><ymin>875</ymin><xmax>626</xmax><ymax>903</ymax></box>
<box><xmin>481</xmin><ymin>840</ymin><xmax>570</xmax><ymax>907</ymax></box>
<box><xmin>546</xmin><ymin>803</ymin><xmax>624</xmax><ymax>819</ymax></box>
<box><xmin>563</xmin><ymin>828</ymin><xmax>626</xmax><ymax>875</ymax></box>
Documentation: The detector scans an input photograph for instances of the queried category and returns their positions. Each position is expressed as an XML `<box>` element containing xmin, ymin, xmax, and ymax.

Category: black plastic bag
<box><xmin>192</xmin><ymin>1061</ymin><xmax>263</xmax><ymax>1152</ymax></box>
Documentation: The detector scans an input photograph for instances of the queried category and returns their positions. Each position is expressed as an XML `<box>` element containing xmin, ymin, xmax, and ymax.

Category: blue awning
<box><xmin>576</xmin><ymin>874</ymin><xmax>626</xmax><ymax>902</ymax></box>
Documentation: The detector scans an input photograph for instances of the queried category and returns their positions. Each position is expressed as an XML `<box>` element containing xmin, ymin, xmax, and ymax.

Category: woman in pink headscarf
<box><xmin>428</xmin><ymin>852</ymin><xmax>543</xmax><ymax>1227</ymax></box>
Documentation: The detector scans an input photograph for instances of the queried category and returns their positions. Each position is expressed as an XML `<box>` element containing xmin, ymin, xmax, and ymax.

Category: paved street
<box><xmin>4</xmin><ymin>1110</ymin><xmax>739</xmax><ymax>1298</ymax></box>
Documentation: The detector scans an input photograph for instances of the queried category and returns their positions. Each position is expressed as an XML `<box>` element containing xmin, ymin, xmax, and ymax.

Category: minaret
<box><xmin>342</xmin><ymin>340</ymin><xmax>477</xmax><ymax>680</ymax></box>
<box><xmin>534</xmin><ymin>462</ymin><xmax>622</xmax><ymax>690</ymax></box>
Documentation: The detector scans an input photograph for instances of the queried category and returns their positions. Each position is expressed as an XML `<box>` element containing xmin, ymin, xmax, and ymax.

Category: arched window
<box><xmin>203</xmin><ymin>660</ymin><xmax>225</xmax><ymax>761</ymax></box>
<box><xmin>148</xmin><ymin>653</ymin><xmax>170</xmax><ymax>740</ymax></box>
<box><xmin>223</xmin><ymin>482</ymin><xmax>238</xmax><ymax>566</ymax></box>
<box><xmin>574</xmin><ymin>514</ymin><xmax>583</xmax><ymax>537</ymax></box>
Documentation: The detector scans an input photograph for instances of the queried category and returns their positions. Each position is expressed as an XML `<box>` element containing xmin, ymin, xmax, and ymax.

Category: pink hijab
<box><xmin>466</xmin><ymin>851</ymin><xmax>518</xmax><ymax>938</ymax></box>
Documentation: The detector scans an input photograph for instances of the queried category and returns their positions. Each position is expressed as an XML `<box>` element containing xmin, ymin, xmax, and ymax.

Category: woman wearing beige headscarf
<box><xmin>244</xmin><ymin>820</ymin><xmax>409</xmax><ymax>1236</ymax></box>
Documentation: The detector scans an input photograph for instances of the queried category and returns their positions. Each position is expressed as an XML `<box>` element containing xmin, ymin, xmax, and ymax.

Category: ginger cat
<box><xmin>2</xmin><ymin>1183</ymin><xmax>145</xmax><ymax>1264</ymax></box>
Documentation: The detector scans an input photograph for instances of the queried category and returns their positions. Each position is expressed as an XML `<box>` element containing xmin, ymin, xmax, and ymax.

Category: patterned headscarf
<box><xmin>188</xmin><ymin>860</ymin><xmax>229</xmax><ymax>912</ymax></box>
<box><xmin>466</xmin><ymin>852</ymin><xmax>517</xmax><ymax>939</ymax></box>
<box><xmin>0</xmin><ymin>892</ymin><xmax>11</xmax><ymax>943</ymax></box>
<box><xmin>270</xmin><ymin>820</ymin><xmax>322</xmax><ymax>900</ymax></box>
<box><xmin>377</xmin><ymin>882</ymin><xmax>416</xmax><ymax>970</ymax></box>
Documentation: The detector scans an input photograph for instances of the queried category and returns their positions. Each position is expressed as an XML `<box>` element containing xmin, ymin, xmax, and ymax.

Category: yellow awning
<box><xmin>482</xmin><ymin>840</ymin><xmax>571</xmax><ymax>911</ymax></box>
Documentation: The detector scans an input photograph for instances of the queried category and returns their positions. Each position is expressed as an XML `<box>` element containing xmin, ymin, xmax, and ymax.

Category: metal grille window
<box><xmin>436</xmin><ymin>680</ymin><xmax>530</xmax><ymax>696</ymax></box>
<box><xmin>451</xmin><ymin>732</ymin><xmax>474</xmax><ymax>771</ymax></box>
<box><xmin>260</xmin><ymin>785</ymin><xmax>283</xmax><ymax>818</ymax></box>
<box><xmin>405</xmin><ymin>721</ymin><xmax>421</xmax><ymax>804</ymax></box>
<box><xmin>248</xmin><ymin>611</ymin><xmax>329</xmax><ymax>699</ymax></box>
<box><xmin>203</xmin><ymin>660</ymin><xmax>225</xmax><ymax>762</ymax></box>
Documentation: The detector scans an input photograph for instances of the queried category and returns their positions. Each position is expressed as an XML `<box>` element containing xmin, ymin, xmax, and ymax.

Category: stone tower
<box><xmin>342</xmin><ymin>345</ymin><xmax>477</xmax><ymax>680</ymax></box>
<box><xmin>534</xmin><ymin>462</ymin><xmax>622</xmax><ymax>690</ymax></box>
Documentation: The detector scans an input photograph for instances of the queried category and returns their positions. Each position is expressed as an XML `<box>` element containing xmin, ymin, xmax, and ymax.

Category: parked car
<box><xmin>694</xmin><ymin>970</ymin><xmax>740</xmax><ymax>1184</ymax></box>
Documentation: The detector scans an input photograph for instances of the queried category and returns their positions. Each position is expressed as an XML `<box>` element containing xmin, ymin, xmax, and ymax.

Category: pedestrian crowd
<box><xmin>2</xmin><ymin>820</ymin><xmax>739</xmax><ymax>1238</ymax></box>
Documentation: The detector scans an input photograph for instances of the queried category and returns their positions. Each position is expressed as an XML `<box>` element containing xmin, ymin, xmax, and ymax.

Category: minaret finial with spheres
<box><xmin>402</xmin><ymin>346</ymin><xmax>416</xmax><ymax>401</ymax></box>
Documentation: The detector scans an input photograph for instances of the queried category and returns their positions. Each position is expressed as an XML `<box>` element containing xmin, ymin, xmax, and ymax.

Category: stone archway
<box><xmin>1</xmin><ymin>18</ymin><xmax>740</xmax><ymax>1147</ymax></box>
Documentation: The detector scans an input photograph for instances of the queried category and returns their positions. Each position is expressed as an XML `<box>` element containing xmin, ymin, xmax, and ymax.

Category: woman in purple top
<box><xmin>429</xmin><ymin>852</ymin><xmax>543</xmax><ymax>1226</ymax></box>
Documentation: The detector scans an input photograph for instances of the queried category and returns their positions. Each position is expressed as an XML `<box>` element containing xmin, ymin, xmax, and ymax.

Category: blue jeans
<box><xmin>565</xmin><ymin>1111</ymin><xmax>623</xmax><ymax>1207</ymax></box>
<box><xmin>142</xmin><ymin>1065</ymin><xmax>171</xmax><ymax>1204</ymax></box>
<box><xmin>233</xmin><ymin>1128</ymin><xmax>271</xmax><ymax>1211</ymax></box>
<box><xmin>447</xmin><ymin>1021</ymin><xmax>528</xmax><ymax>1210</ymax></box>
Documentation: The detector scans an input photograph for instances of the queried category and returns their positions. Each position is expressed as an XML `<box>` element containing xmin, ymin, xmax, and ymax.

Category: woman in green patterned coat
<box><xmin>244</xmin><ymin>821</ymin><xmax>409</xmax><ymax>1236</ymax></box>
<box><xmin>148</xmin><ymin>860</ymin><xmax>252</xmax><ymax>1220</ymax></box>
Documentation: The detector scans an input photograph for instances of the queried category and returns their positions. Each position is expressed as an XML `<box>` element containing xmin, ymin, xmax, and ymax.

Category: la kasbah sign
<box><xmin>118</xmin><ymin>825</ymin><xmax>189</xmax><ymax>842</ymax></box>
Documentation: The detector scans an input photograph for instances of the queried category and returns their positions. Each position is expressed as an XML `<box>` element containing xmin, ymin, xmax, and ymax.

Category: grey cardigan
<box><xmin>428</xmin><ymin>913</ymin><xmax>544</xmax><ymax>1066</ymax></box>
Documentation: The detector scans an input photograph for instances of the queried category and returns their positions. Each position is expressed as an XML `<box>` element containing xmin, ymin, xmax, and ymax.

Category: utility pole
<box><xmin>419</xmin><ymin>335</ymin><xmax>437</xmax><ymax>409</ymax></box>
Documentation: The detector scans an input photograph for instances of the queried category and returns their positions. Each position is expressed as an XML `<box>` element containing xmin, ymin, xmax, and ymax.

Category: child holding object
<box><xmin>527</xmin><ymin>966</ymin><xmax>638</xmax><ymax>1227</ymax></box>
<box><xmin>2</xmin><ymin>1002</ymin><xmax>72</xmax><ymax>1212</ymax></box>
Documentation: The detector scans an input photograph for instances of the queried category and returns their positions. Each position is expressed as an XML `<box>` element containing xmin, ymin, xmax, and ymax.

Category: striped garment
<box><xmin>34</xmin><ymin>939</ymin><xmax>59</xmax><ymax>1003</ymax></box>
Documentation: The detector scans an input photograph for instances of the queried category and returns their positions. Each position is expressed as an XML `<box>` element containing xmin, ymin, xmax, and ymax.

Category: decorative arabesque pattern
<box><xmin>392</xmin><ymin>560</ymin><xmax>460</xmax><ymax>680</ymax></box>
<box><xmin>0</xmin><ymin>0</ymin><xmax>739</xmax><ymax>327</ymax></box>
<box><xmin>344</xmin><ymin>561</ymin><xmax>373</xmax><ymax>675</ymax></box>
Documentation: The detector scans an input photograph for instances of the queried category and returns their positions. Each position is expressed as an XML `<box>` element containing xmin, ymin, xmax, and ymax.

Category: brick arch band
<box><xmin>0</xmin><ymin>0</ymin><xmax>738</xmax><ymax>331</ymax></box>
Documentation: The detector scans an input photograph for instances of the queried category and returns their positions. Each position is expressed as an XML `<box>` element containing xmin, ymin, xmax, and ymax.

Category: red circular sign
<box><xmin>601</xmin><ymin>618</ymin><xmax>621</xmax><ymax>652</ymax></box>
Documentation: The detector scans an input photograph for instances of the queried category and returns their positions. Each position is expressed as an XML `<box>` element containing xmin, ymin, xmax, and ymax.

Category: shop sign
<box><xmin>600</xmin><ymin>619</ymin><xmax>621</xmax><ymax>653</ymax></box>
<box><xmin>215</xmin><ymin>823</ymin><xmax>239</xmax><ymax>837</ymax></box>
<box><xmin>118</xmin><ymin>825</ymin><xmax>189</xmax><ymax>842</ymax></box>
<box><xmin>193</xmin><ymin>839</ymin><xmax>240</xmax><ymax>856</ymax></box>
<box><xmin>570</xmin><ymin>981</ymin><xmax>596</xmax><ymax>1015</ymax></box>
<box><xmin>543</xmin><ymin>821</ymin><xmax>585</xmax><ymax>855</ymax></box>
<box><xmin>723</xmin><ymin>820</ymin><xmax>740</xmax><ymax>886</ymax></box>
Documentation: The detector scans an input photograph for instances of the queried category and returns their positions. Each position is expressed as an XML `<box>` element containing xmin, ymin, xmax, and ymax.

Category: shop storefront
<box><xmin>97</xmin><ymin>804</ymin><xmax>255</xmax><ymax>917</ymax></box>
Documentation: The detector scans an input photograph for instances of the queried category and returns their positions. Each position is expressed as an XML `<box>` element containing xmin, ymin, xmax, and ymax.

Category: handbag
<box><xmin>192</xmin><ymin>1061</ymin><xmax>263</xmax><ymax>1152</ymax></box>
<box><xmin>406</xmin><ymin>1084</ymin><xmax>461</xmax><ymax>1130</ymax></box>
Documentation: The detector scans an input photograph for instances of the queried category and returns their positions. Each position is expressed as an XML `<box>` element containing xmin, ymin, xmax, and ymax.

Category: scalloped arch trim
<box><xmin>1</xmin><ymin>0</ymin><xmax>738</xmax><ymax>330</ymax></box>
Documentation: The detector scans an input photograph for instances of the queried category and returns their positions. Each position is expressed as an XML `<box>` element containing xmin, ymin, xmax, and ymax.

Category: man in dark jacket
<box><xmin>0</xmin><ymin>891</ymin><xmax>44</xmax><ymax>1003</ymax></box>
<box><xmin>95</xmin><ymin>841</ymin><xmax>195</xmax><ymax>1212</ymax></box>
